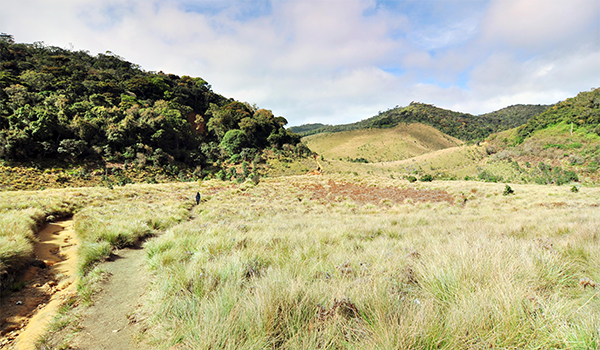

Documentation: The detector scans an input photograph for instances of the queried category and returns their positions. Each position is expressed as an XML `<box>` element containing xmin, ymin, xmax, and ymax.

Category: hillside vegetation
<box><xmin>294</xmin><ymin>102</ymin><xmax>549</xmax><ymax>140</ymax></box>
<box><xmin>471</xmin><ymin>89</ymin><xmax>600</xmax><ymax>185</ymax></box>
<box><xmin>0</xmin><ymin>35</ymin><xmax>304</xmax><ymax>188</ymax></box>
<box><xmin>303</xmin><ymin>123</ymin><xmax>462</xmax><ymax>163</ymax></box>
<box><xmin>517</xmin><ymin>88</ymin><xmax>600</xmax><ymax>141</ymax></box>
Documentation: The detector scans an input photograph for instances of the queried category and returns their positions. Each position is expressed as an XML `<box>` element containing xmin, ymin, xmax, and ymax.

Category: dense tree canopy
<box><xmin>0</xmin><ymin>35</ymin><xmax>301</xmax><ymax>169</ymax></box>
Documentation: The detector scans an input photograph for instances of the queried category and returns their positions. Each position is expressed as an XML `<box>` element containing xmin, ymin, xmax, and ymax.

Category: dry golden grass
<box><xmin>303</xmin><ymin>124</ymin><xmax>462</xmax><ymax>163</ymax></box>
<box><xmin>142</xmin><ymin>175</ymin><xmax>600</xmax><ymax>349</ymax></box>
<box><xmin>2</xmin><ymin>174</ymin><xmax>598</xmax><ymax>348</ymax></box>
<box><xmin>373</xmin><ymin>144</ymin><xmax>487</xmax><ymax>177</ymax></box>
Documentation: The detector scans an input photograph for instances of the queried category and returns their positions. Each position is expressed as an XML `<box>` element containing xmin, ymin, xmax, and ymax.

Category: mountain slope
<box><xmin>517</xmin><ymin>88</ymin><xmax>600</xmax><ymax>141</ymax></box>
<box><xmin>303</xmin><ymin>123</ymin><xmax>462</xmax><ymax>163</ymax></box>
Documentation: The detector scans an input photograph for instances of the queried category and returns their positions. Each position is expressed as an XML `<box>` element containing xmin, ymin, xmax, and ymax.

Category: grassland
<box><xmin>2</xmin><ymin>174</ymin><xmax>599</xmax><ymax>349</ymax></box>
<box><xmin>302</xmin><ymin>124</ymin><xmax>462</xmax><ymax>163</ymax></box>
<box><xmin>140</xmin><ymin>175</ymin><xmax>599</xmax><ymax>349</ymax></box>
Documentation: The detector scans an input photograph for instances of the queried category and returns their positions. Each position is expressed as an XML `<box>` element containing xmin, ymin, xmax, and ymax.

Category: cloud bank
<box><xmin>1</xmin><ymin>0</ymin><xmax>599</xmax><ymax>125</ymax></box>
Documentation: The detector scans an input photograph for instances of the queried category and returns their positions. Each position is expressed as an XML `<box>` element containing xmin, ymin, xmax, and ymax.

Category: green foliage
<box><xmin>0</xmin><ymin>37</ymin><xmax>303</xmax><ymax>172</ymax></box>
<box><xmin>419</xmin><ymin>174</ymin><xmax>433</xmax><ymax>182</ymax></box>
<box><xmin>349</xmin><ymin>157</ymin><xmax>369</xmax><ymax>163</ymax></box>
<box><xmin>571</xmin><ymin>185</ymin><xmax>579</xmax><ymax>193</ymax></box>
<box><xmin>220</xmin><ymin>129</ymin><xmax>247</xmax><ymax>156</ymax></box>
<box><xmin>503</xmin><ymin>185</ymin><xmax>514</xmax><ymax>196</ymax></box>
<box><xmin>517</xmin><ymin>88</ymin><xmax>600</xmax><ymax>141</ymax></box>
<box><xmin>532</xmin><ymin>162</ymin><xmax>579</xmax><ymax>185</ymax></box>
<box><xmin>478</xmin><ymin>170</ymin><xmax>503</xmax><ymax>183</ymax></box>
<box><xmin>288</xmin><ymin>123</ymin><xmax>329</xmax><ymax>136</ymax></box>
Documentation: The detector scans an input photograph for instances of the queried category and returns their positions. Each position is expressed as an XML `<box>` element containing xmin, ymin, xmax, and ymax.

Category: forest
<box><xmin>0</xmin><ymin>35</ymin><xmax>305</xmax><ymax>175</ymax></box>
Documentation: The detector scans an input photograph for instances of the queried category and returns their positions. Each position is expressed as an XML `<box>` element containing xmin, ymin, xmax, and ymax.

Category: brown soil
<box><xmin>0</xmin><ymin>220</ymin><xmax>79</xmax><ymax>350</ymax></box>
<box><xmin>298</xmin><ymin>180</ymin><xmax>455</xmax><ymax>205</ymax></box>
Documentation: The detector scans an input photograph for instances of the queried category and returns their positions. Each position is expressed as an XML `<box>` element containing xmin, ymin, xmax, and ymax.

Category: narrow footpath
<box><xmin>66</xmin><ymin>243</ymin><xmax>151</xmax><ymax>349</ymax></box>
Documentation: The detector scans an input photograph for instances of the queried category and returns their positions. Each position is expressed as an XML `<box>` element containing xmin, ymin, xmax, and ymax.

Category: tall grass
<box><xmin>67</xmin><ymin>183</ymin><xmax>198</xmax><ymax>278</ymax></box>
<box><xmin>0</xmin><ymin>189</ymin><xmax>82</xmax><ymax>291</ymax></box>
<box><xmin>143</xmin><ymin>176</ymin><xmax>600</xmax><ymax>349</ymax></box>
<box><xmin>0</xmin><ymin>208</ymin><xmax>45</xmax><ymax>290</ymax></box>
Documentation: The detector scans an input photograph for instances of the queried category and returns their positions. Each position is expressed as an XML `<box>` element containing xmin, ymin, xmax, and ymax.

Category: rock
<box><xmin>31</xmin><ymin>259</ymin><xmax>47</xmax><ymax>269</ymax></box>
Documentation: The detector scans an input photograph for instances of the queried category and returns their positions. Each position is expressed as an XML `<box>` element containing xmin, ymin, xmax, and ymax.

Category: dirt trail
<box><xmin>66</xmin><ymin>243</ymin><xmax>151</xmax><ymax>349</ymax></box>
<box><xmin>2</xmin><ymin>219</ymin><xmax>160</xmax><ymax>349</ymax></box>
<box><xmin>1</xmin><ymin>220</ymin><xmax>79</xmax><ymax>350</ymax></box>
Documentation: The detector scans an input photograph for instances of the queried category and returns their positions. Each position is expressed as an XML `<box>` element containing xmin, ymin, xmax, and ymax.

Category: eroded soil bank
<box><xmin>0</xmin><ymin>219</ymin><xmax>79</xmax><ymax>350</ymax></box>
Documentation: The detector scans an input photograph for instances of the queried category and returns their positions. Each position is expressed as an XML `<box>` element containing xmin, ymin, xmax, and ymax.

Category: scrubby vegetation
<box><xmin>0</xmin><ymin>35</ymin><xmax>304</xmax><ymax>188</ymax></box>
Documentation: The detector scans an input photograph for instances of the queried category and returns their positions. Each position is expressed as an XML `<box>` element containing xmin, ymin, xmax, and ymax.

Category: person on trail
<box><xmin>195</xmin><ymin>192</ymin><xmax>201</xmax><ymax>205</ymax></box>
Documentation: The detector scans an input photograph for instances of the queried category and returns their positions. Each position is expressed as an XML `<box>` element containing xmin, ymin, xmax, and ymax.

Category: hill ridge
<box><xmin>291</xmin><ymin>102</ymin><xmax>550</xmax><ymax>141</ymax></box>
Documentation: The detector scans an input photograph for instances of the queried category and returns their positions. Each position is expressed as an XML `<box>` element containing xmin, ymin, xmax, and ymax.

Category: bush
<box><xmin>407</xmin><ymin>176</ymin><xmax>417</xmax><ymax>183</ymax></box>
<box><xmin>419</xmin><ymin>174</ymin><xmax>433</xmax><ymax>182</ymax></box>
<box><xmin>503</xmin><ymin>185</ymin><xmax>514</xmax><ymax>196</ymax></box>
<box><xmin>478</xmin><ymin>170</ymin><xmax>503</xmax><ymax>183</ymax></box>
<box><xmin>220</xmin><ymin>129</ymin><xmax>248</xmax><ymax>156</ymax></box>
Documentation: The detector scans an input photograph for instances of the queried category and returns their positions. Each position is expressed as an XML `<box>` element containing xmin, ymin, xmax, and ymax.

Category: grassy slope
<box><xmin>302</xmin><ymin>123</ymin><xmax>462</xmax><ymax>163</ymax></box>
<box><xmin>479</xmin><ymin>122</ymin><xmax>600</xmax><ymax>184</ymax></box>
<box><xmin>142</xmin><ymin>175</ymin><xmax>600</xmax><ymax>349</ymax></box>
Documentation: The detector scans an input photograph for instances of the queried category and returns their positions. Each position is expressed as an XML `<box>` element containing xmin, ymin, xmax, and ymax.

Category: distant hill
<box><xmin>0</xmin><ymin>35</ymin><xmax>303</xmax><ymax>181</ymax></box>
<box><xmin>303</xmin><ymin>123</ymin><xmax>462</xmax><ymax>163</ymax></box>
<box><xmin>288</xmin><ymin>123</ymin><xmax>329</xmax><ymax>135</ymax></box>
<box><xmin>294</xmin><ymin>103</ymin><xmax>549</xmax><ymax>140</ymax></box>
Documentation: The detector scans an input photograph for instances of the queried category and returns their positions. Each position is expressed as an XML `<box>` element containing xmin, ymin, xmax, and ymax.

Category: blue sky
<box><xmin>2</xmin><ymin>0</ymin><xmax>599</xmax><ymax>126</ymax></box>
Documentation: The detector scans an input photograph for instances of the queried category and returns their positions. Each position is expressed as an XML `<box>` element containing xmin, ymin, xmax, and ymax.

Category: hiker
<box><xmin>195</xmin><ymin>192</ymin><xmax>201</xmax><ymax>205</ymax></box>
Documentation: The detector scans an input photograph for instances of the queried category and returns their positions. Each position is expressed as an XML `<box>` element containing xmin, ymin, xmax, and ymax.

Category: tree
<box><xmin>220</xmin><ymin>129</ymin><xmax>247</xmax><ymax>156</ymax></box>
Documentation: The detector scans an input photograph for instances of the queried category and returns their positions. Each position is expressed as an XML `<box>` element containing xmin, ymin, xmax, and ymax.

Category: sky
<box><xmin>1</xmin><ymin>0</ymin><xmax>599</xmax><ymax>126</ymax></box>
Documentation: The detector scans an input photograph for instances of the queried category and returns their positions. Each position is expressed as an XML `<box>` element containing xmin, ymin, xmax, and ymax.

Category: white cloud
<box><xmin>482</xmin><ymin>0</ymin><xmax>600</xmax><ymax>51</ymax></box>
<box><xmin>1</xmin><ymin>0</ymin><xmax>598</xmax><ymax>125</ymax></box>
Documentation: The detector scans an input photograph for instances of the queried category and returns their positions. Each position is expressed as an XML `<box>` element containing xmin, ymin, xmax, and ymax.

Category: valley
<box><xmin>1</xmin><ymin>37</ymin><xmax>599</xmax><ymax>349</ymax></box>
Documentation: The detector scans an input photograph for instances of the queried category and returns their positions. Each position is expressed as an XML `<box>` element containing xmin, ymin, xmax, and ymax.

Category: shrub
<box><xmin>419</xmin><ymin>174</ymin><xmax>433</xmax><ymax>182</ymax></box>
<box><xmin>503</xmin><ymin>185</ymin><xmax>514</xmax><ymax>196</ymax></box>
<box><xmin>478</xmin><ymin>170</ymin><xmax>503</xmax><ymax>183</ymax></box>
<box><xmin>407</xmin><ymin>176</ymin><xmax>417</xmax><ymax>183</ymax></box>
